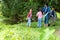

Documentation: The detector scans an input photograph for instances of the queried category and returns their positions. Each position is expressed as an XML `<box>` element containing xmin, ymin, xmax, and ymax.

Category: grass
<box><xmin>0</xmin><ymin>4</ymin><xmax>60</xmax><ymax>40</ymax></box>
<box><xmin>0</xmin><ymin>12</ymin><xmax>60</xmax><ymax>40</ymax></box>
<box><xmin>0</xmin><ymin>19</ymin><xmax>60</xmax><ymax>40</ymax></box>
<box><xmin>56</xmin><ymin>12</ymin><xmax>60</xmax><ymax>19</ymax></box>
<box><xmin>0</xmin><ymin>22</ymin><xmax>55</xmax><ymax>40</ymax></box>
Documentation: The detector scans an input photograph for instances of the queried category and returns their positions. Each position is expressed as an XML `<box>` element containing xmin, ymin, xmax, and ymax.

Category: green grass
<box><xmin>56</xmin><ymin>12</ymin><xmax>60</xmax><ymax>19</ymax></box>
<box><xmin>0</xmin><ymin>20</ymin><xmax>60</xmax><ymax>40</ymax></box>
<box><xmin>0</xmin><ymin>11</ymin><xmax>60</xmax><ymax>40</ymax></box>
<box><xmin>0</xmin><ymin>22</ymin><xmax>55</xmax><ymax>40</ymax></box>
<box><xmin>0</xmin><ymin>3</ymin><xmax>60</xmax><ymax>40</ymax></box>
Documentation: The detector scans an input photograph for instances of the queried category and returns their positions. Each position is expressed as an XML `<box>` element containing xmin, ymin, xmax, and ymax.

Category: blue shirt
<box><xmin>42</xmin><ymin>6</ymin><xmax>46</xmax><ymax>13</ymax></box>
<box><xmin>42</xmin><ymin>6</ymin><xmax>51</xmax><ymax>17</ymax></box>
<box><xmin>51</xmin><ymin>10</ymin><xmax>55</xmax><ymax>17</ymax></box>
<box><xmin>47</xmin><ymin>6</ymin><xmax>51</xmax><ymax>17</ymax></box>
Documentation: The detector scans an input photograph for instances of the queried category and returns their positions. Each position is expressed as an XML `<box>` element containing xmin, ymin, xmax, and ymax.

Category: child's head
<box><xmin>51</xmin><ymin>6</ymin><xmax>55</xmax><ymax>10</ymax></box>
<box><xmin>44</xmin><ymin>3</ymin><xmax>48</xmax><ymax>7</ymax></box>
<box><xmin>38</xmin><ymin>8</ymin><xmax>42</xmax><ymax>12</ymax></box>
<box><xmin>52</xmin><ymin>7</ymin><xmax>55</xmax><ymax>11</ymax></box>
<box><xmin>30</xmin><ymin>8</ymin><xmax>32</xmax><ymax>12</ymax></box>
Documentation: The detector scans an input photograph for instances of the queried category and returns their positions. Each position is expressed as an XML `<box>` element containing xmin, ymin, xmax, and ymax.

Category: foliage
<box><xmin>56</xmin><ymin>12</ymin><xmax>60</xmax><ymax>19</ymax></box>
<box><xmin>0</xmin><ymin>14</ymin><xmax>60</xmax><ymax>40</ymax></box>
<box><xmin>1</xmin><ymin>0</ymin><xmax>59</xmax><ymax>24</ymax></box>
<box><xmin>0</xmin><ymin>22</ymin><xmax>59</xmax><ymax>40</ymax></box>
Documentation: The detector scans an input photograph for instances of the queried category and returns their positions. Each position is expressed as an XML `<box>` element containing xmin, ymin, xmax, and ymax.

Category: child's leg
<box><xmin>29</xmin><ymin>18</ymin><xmax>31</xmax><ymax>27</ymax></box>
<box><xmin>38</xmin><ymin>18</ymin><xmax>42</xmax><ymax>28</ymax></box>
<box><xmin>44</xmin><ymin>17</ymin><xmax>48</xmax><ymax>27</ymax></box>
<box><xmin>27</xmin><ymin>18</ymin><xmax>29</xmax><ymax>27</ymax></box>
<box><xmin>50</xmin><ymin>17</ymin><xmax>55</xmax><ymax>26</ymax></box>
<box><xmin>44</xmin><ymin>18</ymin><xmax>46</xmax><ymax>27</ymax></box>
<box><xmin>27</xmin><ymin>18</ymin><xmax>30</xmax><ymax>27</ymax></box>
<box><xmin>40</xmin><ymin>18</ymin><xmax>42</xmax><ymax>27</ymax></box>
<box><xmin>52</xmin><ymin>17</ymin><xmax>55</xmax><ymax>26</ymax></box>
<box><xmin>38</xmin><ymin>18</ymin><xmax>40</xmax><ymax>27</ymax></box>
<box><xmin>48</xmin><ymin>16</ymin><xmax>52</xmax><ymax>26</ymax></box>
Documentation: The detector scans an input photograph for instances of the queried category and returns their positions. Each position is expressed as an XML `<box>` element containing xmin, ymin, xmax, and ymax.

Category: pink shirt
<box><xmin>36</xmin><ymin>11</ymin><xmax>43</xmax><ymax>19</ymax></box>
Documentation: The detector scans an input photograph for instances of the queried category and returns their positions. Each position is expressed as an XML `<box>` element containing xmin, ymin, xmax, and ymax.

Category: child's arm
<box><xmin>36</xmin><ymin>14</ymin><xmax>37</xmax><ymax>17</ymax></box>
<box><xmin>36</xmin><ymin>12</ymin><xmax>38</xmax><ymax>17</ymax></box>
<box><xmin>48</xmin><ymin>10</ymin><xmax>52</xmax><ymax>17</ymax></box>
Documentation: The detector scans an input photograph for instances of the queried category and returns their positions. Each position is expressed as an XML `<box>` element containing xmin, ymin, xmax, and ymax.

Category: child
<box><xmin>50</xmin><ymin>7</ymin><xmax>56</xmax><ymax>26</ymax></box>
<box><xmin>27</xmin><ymin>9</ymin><xmax>32</xmax><ymax>27</ymax></box>
<box><xmin>42</xmin><ymin>4</ymin><xmax>51</xmax><ymax>27</ymax></box>
<box><xmin>36</xmin><ymin>8</ymin><xmax>43</xmax><ymax>28</ymax></box>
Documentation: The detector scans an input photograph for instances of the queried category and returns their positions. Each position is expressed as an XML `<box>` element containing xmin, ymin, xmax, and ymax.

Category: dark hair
<box><xmin>38</xmin><ymin>8</ymin><xmax>43</xmax><ymax>14</ymax></box>
<box><xmin>45</xmin><ymin>3</ymin><xmax>48</xmax><ymax>7</ymax></box>
<box><xmin>38</xmin><ymin>8</ymin><xmax>42</xmax><ymax>11</ymax></box>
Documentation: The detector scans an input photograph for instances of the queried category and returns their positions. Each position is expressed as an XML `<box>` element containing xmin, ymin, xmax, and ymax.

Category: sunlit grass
<box><xmin>56</xmin><ymin>12</ymin><xmax>60</xmax><ymax>19</ymax></box>
<box><xmin>0</xmin><ymin>12</ymin><xmax>59</xmax><ymax>40</ymax></box>
<box><xmin>0</xmin><ymin>22</ymin><xmax>56</xmax><ymax>40</ymax></box>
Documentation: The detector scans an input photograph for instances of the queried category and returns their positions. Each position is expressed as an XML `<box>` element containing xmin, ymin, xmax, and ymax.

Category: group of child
<box><xmin>27</xmin><ymin>4</ymin><xmax>56</xmax><ymax>28</ymax></box>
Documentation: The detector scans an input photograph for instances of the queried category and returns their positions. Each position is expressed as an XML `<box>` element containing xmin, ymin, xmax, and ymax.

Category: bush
<box><xmin>2</xmin><ymin>0</ymin><xmax>59</xmax><ymax>24</ymax></box>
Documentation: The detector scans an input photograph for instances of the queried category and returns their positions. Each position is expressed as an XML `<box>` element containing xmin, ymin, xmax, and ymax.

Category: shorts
<box><xmin>44</xmin><ymin>16</ymin><xmax>49</xmax><ymax>24</ymax></box>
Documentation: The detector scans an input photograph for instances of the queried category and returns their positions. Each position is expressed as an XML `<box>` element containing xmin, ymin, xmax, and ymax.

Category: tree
<box><xmin>2</xmin><ymin>0</ymin><xmax>23</xmax><ymax>23</ymax></box>
<box><xmin>2</xmin><ymin>0</ymin><xmax>59</xmax><ymax>24</ymax></box>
